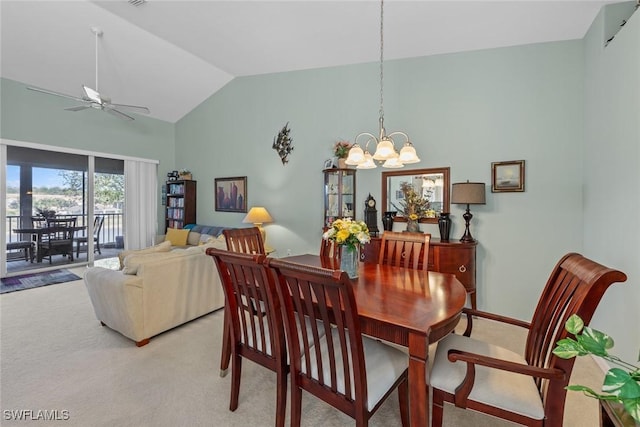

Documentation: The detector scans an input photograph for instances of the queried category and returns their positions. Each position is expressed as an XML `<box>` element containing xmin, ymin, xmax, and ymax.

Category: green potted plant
<box><xmin>553</xmin><ymin>314</ymin><xmax>640</xmax><ymax>423</ymax></box>
<box><xmin>333</xmin><ymin>140</ymin><xmax>352</xmax><ymax>168</ymax></box>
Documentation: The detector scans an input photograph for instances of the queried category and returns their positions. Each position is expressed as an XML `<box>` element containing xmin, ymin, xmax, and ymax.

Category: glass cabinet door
<box><xmin>323</xmin><ymin>168</ymin><xmax>356</xmax><ymax>227</ymax></box>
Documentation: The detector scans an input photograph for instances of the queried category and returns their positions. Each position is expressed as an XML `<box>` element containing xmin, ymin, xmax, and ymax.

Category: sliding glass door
<box><xmin>4</xmin><ymin>146</ymin><xmax>123</xmax><ymax>275</ymax></box>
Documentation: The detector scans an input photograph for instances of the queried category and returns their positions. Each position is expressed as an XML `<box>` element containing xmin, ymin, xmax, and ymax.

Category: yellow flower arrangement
<box><xmin>323</xmin><ymin>218</ymin><xmax>370</xmax><ymax>251</ymax></box>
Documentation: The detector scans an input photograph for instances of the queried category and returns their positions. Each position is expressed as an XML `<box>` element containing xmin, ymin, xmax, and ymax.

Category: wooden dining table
<box><xmin>281</xmin><ymin>254</ymin><xmax>467</xmax><ymax>427</ymax></box>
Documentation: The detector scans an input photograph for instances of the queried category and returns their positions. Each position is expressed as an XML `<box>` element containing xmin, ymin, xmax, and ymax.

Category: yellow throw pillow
<box><xmin>165</xmin><ymin>228</ymin><xmax>190</xmax><ymax>246</ymax></box>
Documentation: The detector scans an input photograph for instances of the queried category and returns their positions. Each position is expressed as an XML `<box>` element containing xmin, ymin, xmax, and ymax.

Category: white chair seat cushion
<box><xmin>430</xmin><ymin>333</ymin><xmax>545</xmax><ymax>420</ymax></box>
<box><xmin>302</xmin><ymin>330</ymin><xmax>407</xmax><ymax>411</ymax></box>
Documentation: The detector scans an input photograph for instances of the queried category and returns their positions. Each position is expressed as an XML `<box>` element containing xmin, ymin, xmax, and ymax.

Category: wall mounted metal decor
<box><xmin>272</xmin><ymin>122</ymin><xmax>294</xmax><ymax>165</ymax></box>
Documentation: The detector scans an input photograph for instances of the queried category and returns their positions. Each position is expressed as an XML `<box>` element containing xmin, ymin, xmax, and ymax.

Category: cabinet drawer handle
<box><xmin>458</xmin><ymin>265</ymin><xmax>467</xmax><ymax>273</ymax></box>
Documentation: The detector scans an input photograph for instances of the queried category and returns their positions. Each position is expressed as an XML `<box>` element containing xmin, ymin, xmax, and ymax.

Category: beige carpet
<box><xmin>0</xmin><ymin>265</ymin><xmax>604</xmax><ymax>426</ymax></box>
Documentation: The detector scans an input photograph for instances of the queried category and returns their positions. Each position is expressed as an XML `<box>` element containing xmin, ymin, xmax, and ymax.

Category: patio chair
<box><xmin>38</xmin><ymin>217</ymin><xmax>77</xmax><ymax>264</ymax></box>
<box><xmin>75</xmin><ymin>216</ymin><xmax>104</xmax><ymax>258</ymax></box>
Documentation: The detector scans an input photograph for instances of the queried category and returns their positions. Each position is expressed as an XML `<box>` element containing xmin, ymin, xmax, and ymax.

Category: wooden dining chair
<box><xmin>223</xmin><ymin>227</ymin><xmax>266</xmax><ymax>255</ymax></box>
<box><xmin>206</xmin><ymin>248</ymin><xmax>288</xmax><ymax>427</ymax></box>
<box><xmin>378</xmin><ymin>231</ymin><xmax>430</xmax><ymax>270</ymax></box>
<box><xmin>267</xmin><ymin>258</ymin><xmax>410</xmax><ymax>427</ymax></box>
<box><xmin>38</xmin><ymin>217</ymin><xmax>77</xmax><ymax>264</ymax></box>
<box><xmin>320</xmin><ymin>236</ymin><xmax>340</xmax><ymax>260</ymax></box>
<box><xmin>430</xmin><ymin>252</ymin><xmax>627</xmax><ymax>427</ymax></box>
<box><xmin>218</xmin><ymin>226</ymin><xmax>267</xmax><ymax>376</ymax></box>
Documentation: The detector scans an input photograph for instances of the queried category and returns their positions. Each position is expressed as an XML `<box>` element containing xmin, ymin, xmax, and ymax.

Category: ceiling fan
<box><xmin>27</xmin><ymin>27</ymin><xmax>150</xmax><ymax>121</ymax></box>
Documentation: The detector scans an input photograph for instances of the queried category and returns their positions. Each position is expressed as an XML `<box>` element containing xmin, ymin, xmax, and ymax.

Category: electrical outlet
<box><xmin>286</xmin><ymin>249</ymin><xmax>292</xmax><ymax>256</ymax></box>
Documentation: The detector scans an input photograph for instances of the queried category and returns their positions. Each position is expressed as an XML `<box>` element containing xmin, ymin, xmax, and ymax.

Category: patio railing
<box><xmin>5</xmin><ymin>213</ymin><xmax>124</xmax><ymax>248</ymax></box>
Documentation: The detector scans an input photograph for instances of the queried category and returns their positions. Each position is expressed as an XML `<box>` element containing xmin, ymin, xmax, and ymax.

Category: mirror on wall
<box><xmin>381</xmin><ymin>167</ymin><xmax>450</xmax><ymax>224</ymax></box>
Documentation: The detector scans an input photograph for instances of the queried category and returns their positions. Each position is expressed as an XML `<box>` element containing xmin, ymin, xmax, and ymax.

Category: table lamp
<box><xmin>242</xmin><ymin>206</ymin><xmax>274</xmax><ymax>252</ymax></box>
<box><xmin>451</xmin><ymin>181</ymin><xmax>486</xmax><ymax>243</ymax></box>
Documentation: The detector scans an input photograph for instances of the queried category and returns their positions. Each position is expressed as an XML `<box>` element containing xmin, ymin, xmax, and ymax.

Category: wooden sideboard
<box><xmin>361</xmin><ymin>236</ymin><xmax>478</xmax><ymax>309</ymax></box>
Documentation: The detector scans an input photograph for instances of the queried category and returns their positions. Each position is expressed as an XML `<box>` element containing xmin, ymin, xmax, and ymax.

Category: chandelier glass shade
<box><xmin>346</xmin><ymin>0</ymin><xmax>421</xmax><ymax>169</ymax></box>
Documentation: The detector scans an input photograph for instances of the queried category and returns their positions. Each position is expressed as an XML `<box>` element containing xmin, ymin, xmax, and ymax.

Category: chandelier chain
<box><xmin>379</xmin><ymin>0</ymin><xmax>384</xmax><ymax>124</ymax></box>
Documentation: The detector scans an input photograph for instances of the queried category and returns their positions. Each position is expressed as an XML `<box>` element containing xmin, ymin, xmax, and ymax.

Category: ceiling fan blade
<box><xmin>65</xmin><ymin>105</ymin><xmax>91</xmax><ymax>112</ymax></box>
<box><xmin>27</xmin><ymin>86</ymin><xmax>86</xmax><ymax>102</ymax></box>
<box><xmin>108</xmin><ymin>103</ymin><xmax>150</xmax><ymax>114</ymax></box>
<box><xmin>82</xmin><ymin>85</ymin><xmax>102</xmax><ymax>104</ymax></box>
<box><xmin>105</xmin><ymin>107</ymin><xmax>134</xmax><ymax>121</ymax></box>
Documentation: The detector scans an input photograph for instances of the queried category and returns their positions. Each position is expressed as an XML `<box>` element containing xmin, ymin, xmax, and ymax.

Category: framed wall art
<box><xmin>491</xmin><ymin>160</ymin><xmax>525</xmax><ymax>193</ymax></box>
<box><xmin>215</xmin><ymin>176</ymin><xmax>247</xmax><ymax>212</ymax></box>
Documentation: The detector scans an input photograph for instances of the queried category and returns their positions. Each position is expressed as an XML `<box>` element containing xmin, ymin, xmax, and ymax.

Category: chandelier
<box><xmin>345</xmin><ymin>0</ymin><xmax>420</xmax><ymax>169</ymax></box>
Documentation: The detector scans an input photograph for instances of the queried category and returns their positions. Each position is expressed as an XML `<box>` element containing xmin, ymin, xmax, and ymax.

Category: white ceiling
<box><xmin>1</xmin><ymin>1</ymin><xmax>615</xmax><ymax>123</ymax></box>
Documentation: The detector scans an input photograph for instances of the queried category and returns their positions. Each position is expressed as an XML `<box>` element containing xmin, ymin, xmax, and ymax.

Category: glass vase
<box><xmin>340</xmin><ymin>245</ymin><xmax>359</xmax><ymax>279</ymax></box>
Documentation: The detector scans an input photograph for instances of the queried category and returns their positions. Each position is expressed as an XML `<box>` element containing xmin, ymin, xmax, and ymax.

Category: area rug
<box><xmin>0</xmin><ymin>269</ymin><xmax>82</xmax><ymax>294</ymax></box>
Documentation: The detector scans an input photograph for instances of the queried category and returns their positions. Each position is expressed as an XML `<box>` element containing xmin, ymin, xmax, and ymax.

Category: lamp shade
<box><xmin>242</xmin><ymin>207</ymin><xmax>274</xmax><ymax>224</ymax></box>
<box><xmin>451</xmin><ymin>182</ymin><xmax>486</xmax><ymax>205</ymax></box>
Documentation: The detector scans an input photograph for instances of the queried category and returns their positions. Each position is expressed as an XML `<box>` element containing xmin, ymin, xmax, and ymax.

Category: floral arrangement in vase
<box><xmin>553</xmin><ymin>314</ymin><xmax>640</xmax><ymax>422</ymax></box>
<box><xmin>333</xmin><ymin>140</ymin><xmax>352</xmax><ymax>159</ymax></box>
<box><xmin>392</xmin><ymin>182</ymin><xmax>430</xmax><ymax>233</ymax></box>
<box><xmin>333</xmin><ymin>140</ymin><xmax>352</xmax><ymax>168</ymax></box>
<box><xmin>323</xmin><ymin>218</ymin><xmax>370</xmax><ymax>278</ymax></box>
<box><xmin>323</xmin><ymin>217</ymin><xmax>370</xmax><ymax>250</ymax></box>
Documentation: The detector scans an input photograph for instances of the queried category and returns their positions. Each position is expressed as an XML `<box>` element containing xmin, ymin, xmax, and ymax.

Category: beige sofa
<box><xmin>84</xmin><ymin>238</ymin><xmax>227</xmax><ymax>346</ymax></box>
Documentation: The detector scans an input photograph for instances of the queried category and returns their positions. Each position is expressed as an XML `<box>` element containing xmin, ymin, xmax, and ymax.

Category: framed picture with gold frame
<box><xmin>491</xmin><ymin>160</ymin><xmax>525</xmax><ymax>193</ymax></box>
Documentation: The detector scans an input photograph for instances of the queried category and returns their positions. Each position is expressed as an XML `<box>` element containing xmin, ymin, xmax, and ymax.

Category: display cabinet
<box><xmin>323</xmin><ymin>168</ymin><xmax>356</xmax><ymax>227</ymax></box>
<box><xmin>165</xmin><ymin>180</ymin><xmax>197</xmax><ymax>231</ymax></box>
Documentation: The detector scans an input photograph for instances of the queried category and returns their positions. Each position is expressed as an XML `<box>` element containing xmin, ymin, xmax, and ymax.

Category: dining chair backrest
<box><xmin>378</xmin><ymin>231</ymin><xmax>430</xmax><ymax>270</ymax></box>
<box><xmin>46</xmin><ymin>217</ymin><xmax>77</xmax><ymax>229</ymax></box>
<box><xmin>206</xmin><ymin>247</ymin><xmax>288</xmax><ymax>427</ymax></box>
<box><xmin>319</xmin><ymin>236</ymin><xmax>341</xmax><ymax>260</ymax></box>
<box><xmin>267</xmin><ymin>258</ymin><xmax>367</xmax><ymax>414</ymax></box>
<box><xmin>223</xmin><ymin>227</ymin><xmax>265</xmax><ymax>255</ymax></box>
<box><xmin>31</xmin><ymin>217</ymin><xmax>47</xmax><ymax>229</ymax></box>
<box><xmin>93</xmin><ymin>216</ymin><xmax>104</xmax><ymax>238</ymax></box>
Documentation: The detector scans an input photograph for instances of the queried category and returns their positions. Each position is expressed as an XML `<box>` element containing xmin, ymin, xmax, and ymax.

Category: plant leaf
<box><xmin>623</xmin><ymin>397</ymin><xmax>640</xmax><ymax>423</ymax></box>
<box><xmin>578</xmin><ymin>326</ymin><xmax>612</xmax><ymax>356</ymax></box>
<box><xmin>565</xmin><ymin>314</ymin><xmax>584</xmax><ymax>335</ymax></box>
<box><xmin>553</xmin><ymin>338</ymin><xmax>585</xmax><ymax>359</ymax></box>
<box><xmin>602</xmin><ymin>368</ymin><xmax>640</xmax><ymax>399</ymax></box>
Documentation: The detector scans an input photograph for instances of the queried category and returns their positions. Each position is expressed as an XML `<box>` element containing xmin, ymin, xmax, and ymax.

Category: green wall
<box><xmin>583</xmin><ymin>4</ymin><xmax>639</xmax><ymax>363</ymax></box>
<box><xmin>176</xmin><ymin>40</ymin><xmax>586</xmax><ymax>319</ymax></box>
<box><xmin>1</xmin><ymin>77</ymin><xmax>176</xmax><ymax>229</ymax></box>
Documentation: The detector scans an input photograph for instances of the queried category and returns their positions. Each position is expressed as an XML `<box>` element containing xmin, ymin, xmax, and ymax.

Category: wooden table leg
<box><xmin>408</xmin><ymin>332</ymin><xmax>429</xmax><ymax>427</ymax></box>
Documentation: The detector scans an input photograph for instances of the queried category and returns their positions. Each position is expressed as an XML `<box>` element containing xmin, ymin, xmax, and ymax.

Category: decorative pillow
<box><xmin>122</xmin><ymin>251</ymin><xmax>188</xmax><ymax>275</ymax></box>
<box><xmin>165</xmin><ymin>228</ymin><xmax>190</xmax><ymax>246</ymax></box>
<box><xmin>187</xmin><ymin>231</ymin><xmax>202</xmax><ymax>246</ymax></box>
<box><xmin>117</xmin><ymin>240</ymin><xmax>172</xmax><ymax>270</ymax></box>
<box><xmin>198</xmin><ymin>234</ymin><xmax>214</xmax><ymax>245</ymax></box>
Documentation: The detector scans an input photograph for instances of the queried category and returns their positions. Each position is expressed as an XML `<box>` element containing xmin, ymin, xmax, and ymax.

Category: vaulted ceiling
<box><xmin>1</xmin><ymin>1</ymin><xmax>615</xmax><ymax>123</ymax></box>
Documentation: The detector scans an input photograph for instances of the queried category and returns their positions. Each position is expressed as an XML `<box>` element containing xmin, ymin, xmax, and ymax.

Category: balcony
<box><xmin>5</xmin><ymin>213</ymin><xmax>123</xmax><ymax>274</ymax></box>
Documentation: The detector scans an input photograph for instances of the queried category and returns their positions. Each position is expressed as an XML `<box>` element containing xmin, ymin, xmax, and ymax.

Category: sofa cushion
<box><xmin>122</xmin><ymin>250</ymin><xmax>191</xmax><ymax>275</ymax></box>
<box><xmin>118</xmin><ymin>240</ymin><xmax>172</xmax><ymax>270</ymax></box>
<box><xmin>198</xmin><ymin>234</ymin><xmax>215</xmax><ymax>245</ymax></box>
<box><xmin>187</xmin><ymin>231</ymin><xmax>202</xmax><ymax>246</ymax></box>
<box><xmin>200</xmin><ymin>235</ymin><xmax>228</xmax><ymax>250</ymax></box>
<box><xmin>165</xmin><ymin>228</ymin><xmax>190</xmax><ymax>246</ymax></box>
